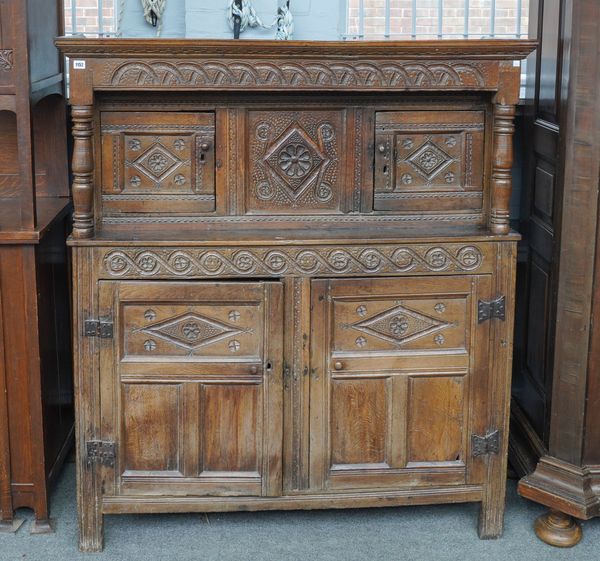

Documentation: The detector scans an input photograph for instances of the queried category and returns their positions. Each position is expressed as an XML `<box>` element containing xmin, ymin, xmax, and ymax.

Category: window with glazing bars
<box><xmin>346</xmin><ymin>0</ymin><xmax>529</xmax><ymax>39</ymax></box>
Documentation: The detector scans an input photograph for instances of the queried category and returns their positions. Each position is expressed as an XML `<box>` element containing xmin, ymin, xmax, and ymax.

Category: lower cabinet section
<box><xmin>74</xmin><ymin>244</ymin><xmax>515</xmax><ymax>551</ymax></box>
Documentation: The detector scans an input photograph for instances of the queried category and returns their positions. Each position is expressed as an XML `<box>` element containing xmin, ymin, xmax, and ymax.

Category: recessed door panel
<box><xmin>122</xmin><ymin>383</ymin><xmax>183</xmax><ymax>475</ymax></box>
<box><xmin>331</xmin><ymin>378</ymin><xmax>389</xmax><ymax>468</ymax></box>
<box><xmin>407</xmin><ymin>376</ymin><xmax>465</xmax><ymax>465</ymax></box>
<box><xmin>201</xmin><ymin>384</ymin><xmax>260</xmax><ymax>474</ymax></box>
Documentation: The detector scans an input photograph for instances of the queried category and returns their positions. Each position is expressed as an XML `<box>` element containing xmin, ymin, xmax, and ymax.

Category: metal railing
<box><xmin>64</xmin><ymin>0</ymin><xmax>116</xmax><ymax>36</ymax></box>
<box><xmin>346</xmin><ymin>0</ymin><xmax>528</xmax><ymax>40</ymax></box>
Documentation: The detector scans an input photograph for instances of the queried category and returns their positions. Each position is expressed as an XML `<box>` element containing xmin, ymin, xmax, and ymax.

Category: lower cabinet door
<box><xmin>98</xmin><ymin>280</ymin><xmax>283</xmax><ymax>498</ymax></box>
<box><xmin>310</xmin><ymin>275</ymin><xmax>492</xmax><ymax>491</ymax></box>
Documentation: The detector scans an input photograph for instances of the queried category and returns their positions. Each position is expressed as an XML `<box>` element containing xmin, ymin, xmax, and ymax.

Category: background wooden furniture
<box><xmin>57</xmin><ymin>37</ymin><xmax>535</xmax><ymax>552</ymax></box>
<box><xmin>512</xmin><ymin>0</ymin><xmax>600</xmax><ymax>547</ymax></box>
<box><xmin>0</xmin><ymin>0</ymin><xmax>73</xmax><ymax>533</ymax></box>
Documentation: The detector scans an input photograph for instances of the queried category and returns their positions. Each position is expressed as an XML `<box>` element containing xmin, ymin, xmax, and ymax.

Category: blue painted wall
<box><xmin>119</xmin><ymin>0</ymin><xmax>346</xmax><ymax>40</ymax></box>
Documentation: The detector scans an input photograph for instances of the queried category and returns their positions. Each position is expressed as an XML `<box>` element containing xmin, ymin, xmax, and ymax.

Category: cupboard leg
<box><xmin>478</xmin><ymin>495</ymin><xmax>505</xmax><ymax>539</ymax></box>
<box><xmin>79</xmin><ymin>506</ymin><xmax>104</xmax><ymax>553</ymax></box>
<box><xmin>534</xmin><ymin>510</ymin><xmax>582</xmax><ymax>548</ymax></box>
<box><xmin>79</xmin><ymin>462</ymin><xmax>104</xmax><ymax>552</ymax></box>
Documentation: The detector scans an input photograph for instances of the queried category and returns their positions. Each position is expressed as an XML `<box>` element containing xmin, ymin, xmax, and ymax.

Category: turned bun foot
<box><xmin>534</xmin><ymin>510</ymin><xmax>582</xmax><ymax>547</ymax></box>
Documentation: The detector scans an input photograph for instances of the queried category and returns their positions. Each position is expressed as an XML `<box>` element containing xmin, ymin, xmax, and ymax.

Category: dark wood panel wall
<box><xmin>511</xmin><ymin>0</ymin><xmax>562</xmax><ymax>464</ymax></box>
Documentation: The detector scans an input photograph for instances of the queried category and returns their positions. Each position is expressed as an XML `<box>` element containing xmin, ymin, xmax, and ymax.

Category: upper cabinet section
<box><xmin>56</xmin><ymin>39</ymin><xmax>536</xmax><ymax>239</ymax></box>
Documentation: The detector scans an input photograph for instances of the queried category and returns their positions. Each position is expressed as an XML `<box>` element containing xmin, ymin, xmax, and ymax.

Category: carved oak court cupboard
<box><xmin>56</xmin><ymin>38</ymin><xmax>536</xmax><ymax>552</ymax></box>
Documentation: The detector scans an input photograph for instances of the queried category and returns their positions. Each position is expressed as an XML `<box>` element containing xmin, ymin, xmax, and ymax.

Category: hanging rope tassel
<box><xmin>226</xmin><ymin>0</ymin><xmax>273</xmax><ymax>38</ymax></box>
<box><xmin>141</xmin><ymin>0</ymin><xmax>166</xmax><ymax>36</ymax></box>
<box><xmin>275</xmin><ymin>0</ymin><xmax>294</xmax><ymax>40</ymax></box>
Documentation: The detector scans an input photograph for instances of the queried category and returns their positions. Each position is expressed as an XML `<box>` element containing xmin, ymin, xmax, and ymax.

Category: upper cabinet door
<box><xmin>98</xmin><ymin>280</ymin><xmax>283</xmax><ymax>498</ymax></box>
<box><xmin>244</xmin><ymin>109</ymin><xmax>352</xmax><ymax>214</ymax></box>
<box><xmin>310</xmin><ymin>276</ymin><xmax>492</xmax><ymax>492</ymax></box>
<box><xmin>374</xmin><ymin>111</ymin><xmax>486</xmax><ymax>214</ymax></box>
<box><xmin>100</xmin><ymin>111</ymin><xmax>216</xmax><ymax>215</ymax></box>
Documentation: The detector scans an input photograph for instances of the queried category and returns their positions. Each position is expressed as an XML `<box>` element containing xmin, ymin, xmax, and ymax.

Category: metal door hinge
<box><xmin>471</xmin><ymin>430</ymin><xmax>500</xmax><ymax>457</ymax></box>
<box><xmin>477</xmin><ymin>296</ymin><xmax>505</xmax><ymax>323</ymax></box>
<box><xmin>84</xmin><ymin>318</ymin><xmax>114</xmax><ymax>338</ymax></box>
<box><xmin>86</xmin><ymin>440</ymin><xmax>116</xmax><ymax>467</ymax></box>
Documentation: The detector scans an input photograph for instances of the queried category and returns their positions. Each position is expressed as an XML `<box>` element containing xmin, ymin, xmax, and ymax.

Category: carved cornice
<box><xmin>103</xmin><ymin>59</ymin><xmax>493</xmax><ymax>91</ymax></box>
<box><xmin>0</xmin><ymin>49</ymin><xmax>13</xmax><ymax>71</ymax></box>
<box><xmin>102</xmin><ymin>244</ymin><xmax>486</xmax><ymax>278</ymax></box>
<box><xmin>56</xmin><ymin>38</ymin><xmax>537</xmax><ymax>61</ymax></box>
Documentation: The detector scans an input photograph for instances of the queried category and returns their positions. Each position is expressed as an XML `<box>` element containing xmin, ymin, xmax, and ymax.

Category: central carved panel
<box><xmin>246</xmin><ymin>110</ymin><xmax>346</xmax><ymax>213</ymax></box>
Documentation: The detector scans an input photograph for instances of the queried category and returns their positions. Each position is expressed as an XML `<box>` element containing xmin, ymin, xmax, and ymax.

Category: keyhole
<box><xmin>200</xmin><ymin>153</ymin><xmax>205</xmax><ymax>162</ymax></box>
<box><xmin>266</xmin><ymin>361</ymin><xmax>273</xmax><ymax>370</ymax></box>
<box><xmin>383</xmin><ymin>165</ymin><xmax>388</xmax><ymax>175</ymax></box>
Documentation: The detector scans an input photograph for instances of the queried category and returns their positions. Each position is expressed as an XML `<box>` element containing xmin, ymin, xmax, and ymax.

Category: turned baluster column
<box><xmin>71</xmin><ymin>105</ymin><xmax>95</xmax><ymax>239</ymax></box>
<box><xmin>490</xmin><ymin>103</ymin><xmax>516</xmax><ymax>235</ymax></box>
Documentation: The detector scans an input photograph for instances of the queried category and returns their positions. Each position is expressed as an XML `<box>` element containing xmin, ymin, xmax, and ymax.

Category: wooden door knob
<box><xmin>334</xmin><ymin>361</ymin><xmax>344</xmax><ymax>371</ymax></box>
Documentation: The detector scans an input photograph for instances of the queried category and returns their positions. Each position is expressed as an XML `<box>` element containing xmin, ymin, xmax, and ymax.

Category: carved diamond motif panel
<box><xmin>139</xmin><ymin>312</ymin><xmax>243</xmax><ymax>350</ymax></box>
<box><xmin>263</xmin><ymin>126</ymin><xmax>328</xmax><ymax>199</ymax></box>
<box><xmin>133</xmin><ymin>144</ymin><xmax>181</xmax><ymax>181</ymax></box>
<box><xmin>406</xmin><ymin>141</ymin><xmax>453</xmax><ymax>181</ymax></box>
<box><xmin>352</xmin><ymin>304</ymin><xmax>450</xmax><ymax>346</ymax></box>
<box><xmin>247</xmin><ymin>110</ymin><xmax>347</xmax><ymax>213</ymax></box>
